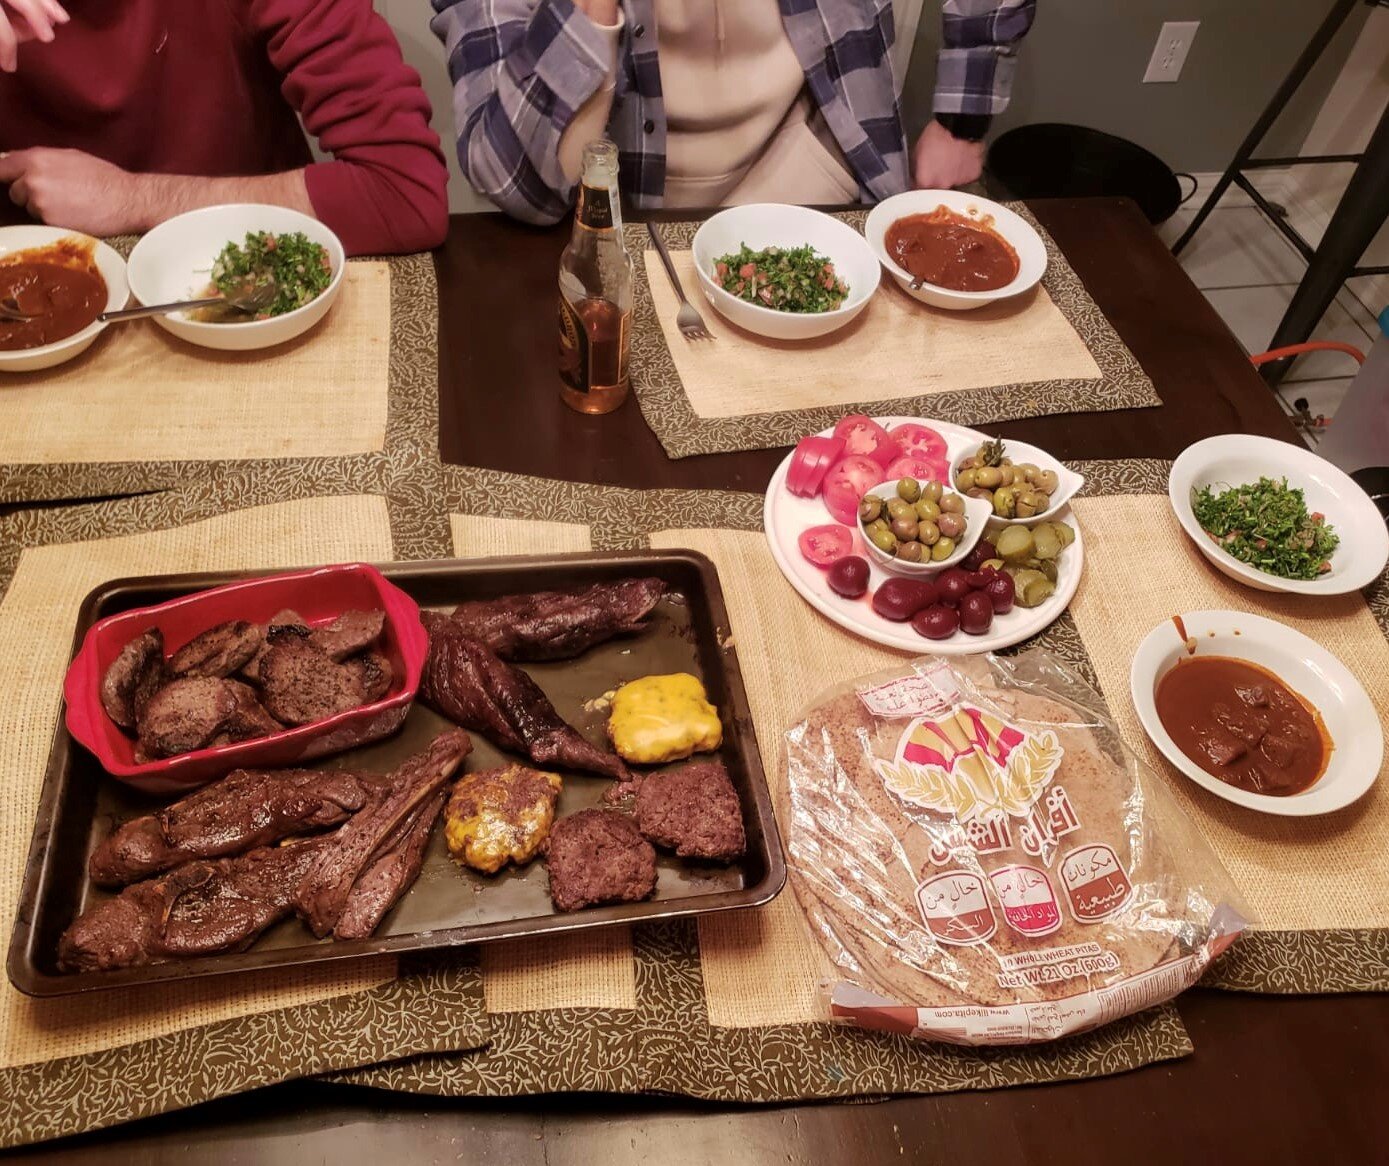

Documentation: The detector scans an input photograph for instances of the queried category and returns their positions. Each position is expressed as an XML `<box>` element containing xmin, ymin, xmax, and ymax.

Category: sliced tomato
<box><xmin>832</xmin><ymin>415</ymin><xmax>896</xmax><ymax>469</ymax></box>
<box><xmin>785</xmin><ymin>434</ymin><xmax>846</xmax><ymax>498</ymax></box>
<box><xmin>889</xmin><ymin>422</ymin><xmax>949</xmax><ymax>464</ymax></box>
<box><xmin>884</xmin><ymin>454</ymin><xmax>950</xmax><ymax>485</ymax></box>
<box><xmin>821</xmin><ymin>454</ymin><xmax>884</xmax><ymax>525</ymax></box>
<box><xmin>797</xmin><ymin>523</ymin><xmax>854</xmax><ymax>567</ymax></box>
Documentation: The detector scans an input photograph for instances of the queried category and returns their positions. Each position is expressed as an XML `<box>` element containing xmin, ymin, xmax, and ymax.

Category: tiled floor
<box><xmin>1159</xmin><ymin>174</ymin><xmax>1383</xmax><ymax>447</ymax></box>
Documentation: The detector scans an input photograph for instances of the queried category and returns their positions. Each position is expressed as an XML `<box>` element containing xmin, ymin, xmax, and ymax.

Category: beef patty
<box><xmin>545</xmin><ymin>809</ymin><xmax>656</xmax><ymax>912</ymax></box>
<box><xmin>634</xmin><ymin>760</ymin><xmax>746</xmax><ymax>861</ymax></box>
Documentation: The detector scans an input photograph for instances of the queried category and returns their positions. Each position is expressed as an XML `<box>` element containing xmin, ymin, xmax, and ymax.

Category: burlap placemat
<box><xmin>0</xmin><ymin>250</ymin><xmax>438</xmax><ymax>505</ymax></box>
<box><xmin>628</xmin><ymin>208</ymin><xmax>1159</xmax><ymax>458</ymax></box>
<box><xmin>332</xmin><ymin>465</ymin><xmax>1193</xmax><ymax>1103</ymax></box>
<box><xmin>0</xmin><ymin>485</ymin><xmax>487</xmax><ymax>1149</ymax></box>
<box><xmin>1067</xmin><ymin>489</ymin><xmax>1389</xmax><ymax>993</ymax></box>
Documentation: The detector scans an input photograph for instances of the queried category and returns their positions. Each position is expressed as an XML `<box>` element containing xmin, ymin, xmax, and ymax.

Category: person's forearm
<box><xmin>124</xmin><ymin>169</ymin><xmax>313</xmax><ymax>232</ymax></box>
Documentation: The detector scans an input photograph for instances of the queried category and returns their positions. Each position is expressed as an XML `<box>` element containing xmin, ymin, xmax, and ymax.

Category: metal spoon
<box><xmin>99</xmin><ymin>276</ymin><xmax>279</xmax><ymax>323</ymax></box>
<box><xmin>0</xmin><ymin>277</ymin><xmax>277</xmax><ymax>325</ymax></box>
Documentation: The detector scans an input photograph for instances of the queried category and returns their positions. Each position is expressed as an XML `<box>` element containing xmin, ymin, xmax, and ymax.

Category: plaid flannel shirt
<box><xmin>432</xmin><ymin>0</ymin><xmax>1036</xmax><ymax>225</ymax></box>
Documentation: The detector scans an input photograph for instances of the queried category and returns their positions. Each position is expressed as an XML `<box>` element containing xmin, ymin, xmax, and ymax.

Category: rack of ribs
<box><xmin>441</xmin><ymin>577</ymin><xmax>667</xmax><ymax>661</ymax></box>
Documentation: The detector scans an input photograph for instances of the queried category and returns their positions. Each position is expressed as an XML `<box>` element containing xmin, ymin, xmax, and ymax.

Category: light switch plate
<box><xmin>1143</xmin><ymin>21</ymin><xmax>1200</xmax><ymax>83</ymax></box>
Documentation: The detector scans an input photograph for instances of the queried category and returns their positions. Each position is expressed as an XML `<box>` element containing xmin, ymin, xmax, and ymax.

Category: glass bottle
<box><xmin>557</xmin><ymin>139</ymin><xmax>634</xmax><ymax>415</ymax></box>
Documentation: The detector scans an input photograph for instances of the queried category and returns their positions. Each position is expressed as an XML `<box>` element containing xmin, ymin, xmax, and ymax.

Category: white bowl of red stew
<box><xmin>1130</xmin><ymin>610</ymin><xmax>1381</xmax><ymax>817</ymax></box>
<box><xmin>863</xmin><ymin>191</ymin><xmax>1047</xmax><ymax>311</ymax></box>
<box><xmin>690</xmin><ymin>204</ymin><xmax>880</xmax><ymax>341</ymax></box>
<box><xmin>0</xmin><ymin>227</ymin><xmax>129</xmax><ymax>373</ymax></box>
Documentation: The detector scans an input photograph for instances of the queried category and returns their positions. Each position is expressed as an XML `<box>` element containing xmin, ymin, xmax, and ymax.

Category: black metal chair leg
<box><xmin>1171</xmin><ymin>0</ymin><xmax>1360</xmax><ymax>257</ymax></box>
<box><xmin>1259</xmin><ymin>103</ymin><xmax>1389</xmax><ymax>387</ymax></box>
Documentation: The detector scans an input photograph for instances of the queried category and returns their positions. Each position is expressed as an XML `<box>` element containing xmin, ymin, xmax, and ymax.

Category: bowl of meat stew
<box><xmin>63</xmin><ymin>563</ymin><xmax>427</xmax><ymax>793</ymax></box>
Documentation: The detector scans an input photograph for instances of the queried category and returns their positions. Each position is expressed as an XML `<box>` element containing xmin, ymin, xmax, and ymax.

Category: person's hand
<box><xmin>0</xmin><ymin>148</ymin><xmax>153</xmax><ymax>235</ymax></box>
<box><xmin>0</xmin><ymin>0</ymin><xmax>68</xmax><ymax>72</ymax></box>
<box><xmin>912</xmin><ymin>119</ymin><xmax>986</xmax><ymax>190</ymax></box>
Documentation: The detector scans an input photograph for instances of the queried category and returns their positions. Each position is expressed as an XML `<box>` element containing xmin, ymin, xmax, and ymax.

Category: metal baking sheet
<box><xmin>8</xmin><ymin>551</ymin><xmax>785</xmax><ymax>996</ymax></box>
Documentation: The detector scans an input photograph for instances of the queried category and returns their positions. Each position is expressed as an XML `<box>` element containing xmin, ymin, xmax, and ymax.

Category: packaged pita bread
<box><xmin>785</xmin><ymin>650</ymin><xmax>1246</xmax><ymax>1046</ymax></box>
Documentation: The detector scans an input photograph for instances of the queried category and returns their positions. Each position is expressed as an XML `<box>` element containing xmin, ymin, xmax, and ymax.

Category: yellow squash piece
<box><xmin>444</xmin><ymin>764</ymin><xmax>563</xmax><ymax>875</ymax></box>
<box><xmin>608</xmin><ymin>672</ymin><xmax>723</xmax><ymax>765</ymax></box>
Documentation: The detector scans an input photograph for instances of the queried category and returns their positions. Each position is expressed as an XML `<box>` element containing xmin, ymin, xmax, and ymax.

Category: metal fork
<box><xmin>0</xmin><ymin>296</ymin><xmax>38</xmax><ymax>323</ymax></box>
<box><xmin>646</xmin><ymin>222</ymin><xmax>714</xmax><ymax>341</ymax></box>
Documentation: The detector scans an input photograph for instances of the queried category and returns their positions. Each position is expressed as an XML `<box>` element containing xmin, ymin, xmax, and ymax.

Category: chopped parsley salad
<box><xmin>713</xmin><ymin>243</ymin><xmax>849</xmax><ymax>313</ymax></box>
<box><xmin>208</xmin><ymin>231</ymin><xmax>333</xmax><ymax>320</ymax></box>
<box><xmin>1192</xmin><ymin>476</ymin><xmax>1339</xmax><ymax>580</ymax></box>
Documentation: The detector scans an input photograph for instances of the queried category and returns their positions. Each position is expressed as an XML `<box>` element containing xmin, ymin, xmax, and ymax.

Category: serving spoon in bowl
<box><xmin>0</xmin><ymin>276</ymin><xmax>278</xmax><ymax>325</ymax></box>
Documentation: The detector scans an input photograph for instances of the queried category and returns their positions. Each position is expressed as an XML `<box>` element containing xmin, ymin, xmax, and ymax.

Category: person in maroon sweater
<box><xmin>0</xmin><ymin>0</ymin><xmax>449</xmax><ymax>255</ymax></box>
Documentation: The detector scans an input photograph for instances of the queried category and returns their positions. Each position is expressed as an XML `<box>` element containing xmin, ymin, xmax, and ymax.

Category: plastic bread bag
<box><xmin>784</xmin><ymin>649</ymin><xmax>1247</xmax><ymax>1046</ymax></box>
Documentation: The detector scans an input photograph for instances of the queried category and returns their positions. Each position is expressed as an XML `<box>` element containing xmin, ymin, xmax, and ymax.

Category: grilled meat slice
<box><xmin>170</xmin><ymin>620</ymin><xmax>263</xmax><ymax>679</ymax></box>
<box><xmin>343</xmin><ymin>649</ymin><xmax>393</xmax><ymax>704</ymax></box>
<box><xmin>295</xmin><ymin>730</ymin><xmax>473</xmax><ymax>937</ymax></box>
<box><xmin>59</xmin><ymin>837</ymin><xmax>332</xmax><ymax>972</ymax></box>
<box><xmin>421</xmin><ymin>619</ymin><xmax>633</xmax><ymax>783</ymax></box>
<box><xmin>100</xmin><ymin>629</ymin><xmax>168</xmax><ymax>730</ymax></box>
<box><xmin>89</xmin><ymin>767</ymin><xmax>381</xmax><ymax>887</ymax></box>
<box><xmin>240</xmin><ymin>610</ymin><xmax>311</xmax><ymax>683</ymax></box>
<box><xmin>310</xmin><ymin>609</ymin><xmax>386</xmax><ymax>662</ymax></box>
<box><xmin>444</xmin><ymin>577</ymin><xmax>667</xmax><ymax>662</ymax></box>
<box><xmin>259</xmin><ymin>637</ymin><xmax>372</xmax><ymax>725</ymax></box>
<box><xmin>136</xmin><ymin>677</ymin><xmax>242</xmax><ymax>758</ymax></box>
<box><xmin>222</xmin><ymin>680</ymin><xmax>285</xmax><ymax>741</ymax></box>
<box><xmin>333</xmin><ymin>788</ymin><xmax>446</xmax><ymax>940</ymax></box>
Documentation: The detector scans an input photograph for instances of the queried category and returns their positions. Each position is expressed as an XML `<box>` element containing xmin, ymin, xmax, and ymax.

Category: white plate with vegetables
<box><xmin>126</xmin><ymin>204</ymin><xmax>345</xmax><ymax>352</ymax></box>
<box><xmin>1170</xmin><ymin>434</ymin><xmax>1389</xmax><ymax>596</ymax></box>
<box><xmin>763</xmin><ymin>415</ymin><xmax>1084</xmax><ymax>654</ymax></box>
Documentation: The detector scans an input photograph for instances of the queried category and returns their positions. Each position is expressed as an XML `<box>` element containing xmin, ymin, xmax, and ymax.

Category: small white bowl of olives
<box><xmin>859</xmin><ymin>477</ymin><xmax>992</xmax><ymax>576</ymax></box>
<box><xmin>952</xmin><ymin>437</ymin><xmax>1084</xmax><ymax>526</ymax></box>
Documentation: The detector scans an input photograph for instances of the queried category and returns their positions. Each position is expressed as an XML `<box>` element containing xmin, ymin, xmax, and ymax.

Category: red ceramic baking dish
<box><xmin>63</xmin><ymin>563</ymin><xmax>427</xmax><ymax>794</ymax></box>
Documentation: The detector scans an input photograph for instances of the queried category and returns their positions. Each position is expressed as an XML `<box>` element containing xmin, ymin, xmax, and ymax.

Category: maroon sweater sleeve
<box><xmin>252</xmin><ymin>0</ymin><xmax>450</xmax><ymax>255</ymax></box>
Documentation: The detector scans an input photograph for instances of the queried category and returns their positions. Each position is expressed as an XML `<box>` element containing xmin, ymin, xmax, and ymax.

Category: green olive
<box><xmin>896</xmin><ymin>477</ymin><xmax>921</xmax><ymax>503</ymax></box>
<box><xmin>914</xmin><ymin>499</ymin><xmax>941</xmax><ymax>522</ymax></box>
<box><xmin>918</xmin><ymin>520</ymin><xmax>941</xmax><ymax>546</ymax></box>
<box><xmin>998</xmin><ymin>465</ymin><xmax>1016</xmax><ymax>487</ymax></box>
<box><xmin>895</xmin><ymin>540</ymin><xmax>923</xmax><ymax>563</ymax></box>
<box><xmin>859</xmin><ymin>495</ymin><xmax>884</xmax><ymax>523</ymax></box>
<box><xmin>1015</xmin><ymin>463</ymin><xmax>1040</xmax><ymax>483</ymax></box>
<box><xmin>967</xmin><ymin>487</ymin><xmax>993</xmax><ymax>501</ymax></box>
<box><xmin>867</xmin><ymin>518</ymin><xmax>890</xmax><ymax>537</ymax></box>
<box><xmin>1017</xmin><ymin>490</ymin><xmax>1048</xmax><ymax>517</ymax></box>
<box><xmin>955</xmin><ymin>467</ymin><xmax>977</xmax><ymax>492</ymax></box>
<box><xmin>995</xmin><ymin>525</ymin><xmax>1035</xmax><ymax>563</ymax></box>
<box><xmin>886</xmin><ymin>497</ymin><xmax>914</xmax><ymax>521</ymax></box>
<box><xmin>923</xmin><ymin>480</ymin><xmax>944</xmax><ymax>504</ymax></box>
<box><xmin>939</xmin><ymin>492</ymin><xmax>964</xmax><ymax>515</ymax></box>
<box><xmin>930</xmin><ymin>536</ymin><xmax>956</xmax><ymax>562</ymax></box>
<box><xmin>890</xmin><ymin>515</ymin><xmax>919</xmax><ymax>542</ymax></box>
<box><xmin>958</xmin><ymin>456</ymin><xmax>979</xmax><ymax>471</ymax></box>
<box><xmin>1034</xmin><ymin>469</ymin><xmax>1060</xmax><ymax>495</ymax></box>
<box><xmin>870</xmin><ymin>527</ymin><xmax>899</xmax><ymax>554</ymax></box>
<box><xmin>974</xmin><ymin>466</ymin><xmax>1003</xmax><ymax>489</ymax></box>
<box><xmin>937</xmin><ymin>512</ymin><xmax>965</xmax><ymax>539</ymax></box>
<box><xmin>992</xmin><ymin>486</ymin><xmax>1018</xmax><ymax>519</ymax></box>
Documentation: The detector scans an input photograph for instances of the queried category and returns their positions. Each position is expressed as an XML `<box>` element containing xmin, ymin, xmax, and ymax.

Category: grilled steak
<box><xmin>89</xmin><ymin>767</ymin><xmax>382</xmax><ymax>887</ymax></box>
<box><xmin>334</xmin><ymin>787</ymin><xmax>446</xmax><ymax>940</ymax></box>
<box><xmin>545</xmin><ymin>809</ymin><xmax>656</xmax><ymax>912</ymax></box>
<box><xmin>296</xmin><ymin>730</ymin><xmax>473</xmax><ymax>937</ymax></box>
<box><xmin>59</xmin><ymin>837</ymin><xmax>332</xmax><ymax>972</ymax></box>
<box><xmin>100</xmin><ymin>629</ymin><xmax>168</xmax><ymax>730</ymax></box>
<box><xmin>444</xmin><ymin>577</ymin><xmax>667</xmax><ymax>662</ymax></box>
<box><xmin>421</xmin><ymin>618</ymin><xmax>633</xmax><ymax>783</ymax></box>
<box><xmin>310</xmin><ymin>609</ymin><xmax>385</xmax><ymax>661</ymax></box>
<box><xmin>259</xmin><ymin>637</ymin><xmax>371</xmax><ymax>725</ymax></box>
<box><xmin>136</xmin><ymin>677</ymin><xmax>242</xmax><ymax>758</ymax></box>
<box><xmin>170</xmin><ymin>620</ymin><xmax>263</xmax><ymax>679</ymax></box>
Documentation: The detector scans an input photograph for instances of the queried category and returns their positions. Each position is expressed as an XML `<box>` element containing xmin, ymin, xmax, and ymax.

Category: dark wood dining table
<box><xmin>10</xmin><ymin>198</ymin><xmax>1388</xmax><ymax>1165</ymax></box>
